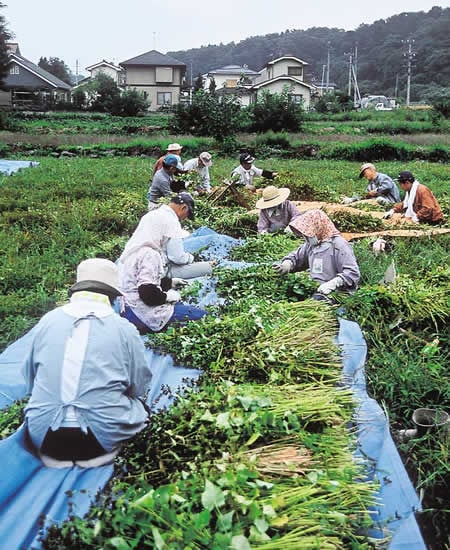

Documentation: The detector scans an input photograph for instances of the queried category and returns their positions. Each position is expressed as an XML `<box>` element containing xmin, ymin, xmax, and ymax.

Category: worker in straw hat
<box><xmin>256</xmin><ymin>185</ymin><xmax>301</xmax><ymax>234</ymax></box>
<box><xmin>22</xmin><ymin>258</ymin><xmax>152</xmax><ymax>468</ymax></box>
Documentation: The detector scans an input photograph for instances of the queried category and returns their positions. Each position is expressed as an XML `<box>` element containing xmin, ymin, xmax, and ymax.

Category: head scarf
<box><xmin>119</xmin><ymin>205</ymin><xmax>183</xmax><ymax>263</ymax></box>
<box><xmin>290</xmin><ymin>209</ymin><xmax>340</xmax><ymax>241</ymax></box>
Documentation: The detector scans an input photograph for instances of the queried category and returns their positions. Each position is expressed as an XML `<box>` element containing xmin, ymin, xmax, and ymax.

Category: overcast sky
<box><xmin>5</xmin><ymin>0</ymin><xmax>449</xmax><ymax>76</ymax></box>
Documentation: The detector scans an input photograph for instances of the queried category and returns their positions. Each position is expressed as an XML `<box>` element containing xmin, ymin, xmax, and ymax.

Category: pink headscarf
<box><xmin>290</xmin><ymin>209</ymin><xmax>340</xmax><ymax>241</ymax></box>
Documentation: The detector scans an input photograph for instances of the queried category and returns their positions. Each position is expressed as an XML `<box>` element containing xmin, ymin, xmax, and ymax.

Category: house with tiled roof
<box><xmin>119</xmin><ymin>50</ymin><xmax>186</xmax><ymax>110</ymax></box>
<box><xmin>1</xmin><ymin>43</ymin><xmax>71</xmax><ymax>109</ymax></box>
<box><xmin>205</xmin><ymin>56</ymin><xmax>317</xmax><ymax>109</ymax></box>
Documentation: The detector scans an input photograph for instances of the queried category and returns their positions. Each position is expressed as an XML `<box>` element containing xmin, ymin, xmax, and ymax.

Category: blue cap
<box><xmin>163</xmin><ymin>154</ymin><xmax>179</xmax><ymax>168</ymax></box>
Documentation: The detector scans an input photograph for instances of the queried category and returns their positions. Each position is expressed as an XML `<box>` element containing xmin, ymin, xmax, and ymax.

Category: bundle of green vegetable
<box><xmin>44</xmin><ymin>381</ymin><xmax>374</xmax><ymax>549</ymax></box>
<box><xmin>147</xmin><ymin>300</ymin><xmax>340</xmax><ymax>383</ymax></box>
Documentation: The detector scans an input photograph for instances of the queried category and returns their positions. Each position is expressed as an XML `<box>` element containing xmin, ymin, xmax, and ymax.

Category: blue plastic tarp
<box><xmin>0</xmin><ymin>160</ymin><xmax>39</xmax><ymax>176</ymax></box>
<box><xmin>0</xmin><ymin>227</ymin><xmax>425</xmax><ymax>549</ymax></box>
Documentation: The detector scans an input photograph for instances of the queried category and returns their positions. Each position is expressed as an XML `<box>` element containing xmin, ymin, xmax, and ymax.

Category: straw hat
<box><xmin>69</xmin><ymin>258</ymin><xmax>122</xmax><ymax>296</ymax></box>
<box><xmin>256</xmin><ymin>186</ymin><xmax>290</xmax><ymax>209</ymax></box>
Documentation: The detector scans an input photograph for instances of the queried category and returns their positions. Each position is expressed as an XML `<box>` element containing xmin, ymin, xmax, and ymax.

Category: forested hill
<box><xmin>168</xmin><ymin>6</ymin><xmax>449</xmax><ymax>102</ymax></box>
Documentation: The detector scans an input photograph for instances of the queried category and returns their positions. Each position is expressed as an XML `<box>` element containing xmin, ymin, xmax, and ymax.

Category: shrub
<box><xmin>249</xmin><ymin>87</ymin><xmax>304</xmax><ymax>133</ymax></box>
<box><xmin>170</xmin><ymin>90</ymin><xmax>242</xmax><ymax>141</ymax></box>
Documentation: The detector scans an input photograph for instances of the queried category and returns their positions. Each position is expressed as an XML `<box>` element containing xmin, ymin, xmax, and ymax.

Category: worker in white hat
<box><xmin>22</xmin><ymin>258</ymin><xmax>152</xmax><ymax>468</ymax></box>
<box><xmin>152</xmin><ymin>143</ymin><xmax>185</xmax><ymax>175</ymax></box>
<box><xmin>255</xmin><ymin>185</ymin><xmax>301</xmax><ymax>234</ymax></box>
<box><xmin>183</xmin><ymin>152</ymin><xmax>213</xmax><ymax>193</ymax></box>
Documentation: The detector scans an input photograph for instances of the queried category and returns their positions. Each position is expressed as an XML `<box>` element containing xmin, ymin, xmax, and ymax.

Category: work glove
<box><xmin>171</xmin><ymin>277</ymin><xmax>188</xmax><ymax>290</ymax></box>
<box><xmin>273</xmin><ymin>260</ymin><xmax>293</xmax><ymax>275</ymax></box>
<box><xmin>317</xmin><ymin>276</ymin><xmax>344</xmax><ymax>295</ymax></box>
<box><xmin>383</xmin><ymin>209</ymin><xmax>394</xmax><ymax>219</ymax></box>
<box><xmin>165</xmin><ymin>289</ymin><xmax>181</xmax><ymax>303</ymax></box>
<box><xmin>372</xmin><ymin>237</ymin><xmax>386</xmax><ymax>257</ymax></box>
<box><xmin>341</xmin><ymin>196</ymin><xmax>358</xmax><ymax>205</ymax></box>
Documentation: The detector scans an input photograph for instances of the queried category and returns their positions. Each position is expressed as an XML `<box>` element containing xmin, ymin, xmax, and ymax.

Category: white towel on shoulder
<box><xmin>403</xmin><ymin>180</ymin><xmax>419</xmax><ymax>223</ymax></box>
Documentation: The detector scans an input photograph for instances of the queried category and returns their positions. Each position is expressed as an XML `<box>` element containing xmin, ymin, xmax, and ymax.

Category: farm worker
<box><xmin>148</xmin><ymin>154</ymin><xmax>187</xmax><ymax>210</ymax></box>
<box><xmin>118</xmin><ymin>194</ymin><xmax>208</xmax><ymax>333</ymax></box>
<box><xmin>359</xmin><ymin>162</ymin><xmax>401</xmax><ymax>205</ymax></box>
<box><xmin>230</xmin><ymin>152</ymin><xmax>278</xmax><ymax>191</ymax></box>
<box><xmin>152</xmin><ymin>143</ymin><xmax>185</xmax><ymax>175</ymax></box>
<box><xmin>22</xmin><ymin>258</ymin><xmax>152</xmax><ymax>468</ymax></box>
<box><xmin>255</xmin><ymin>185</ymin><xmax>301</xmax><ymax>234</ymax></box>
<box><xmin>273</xmin><ymin>209</ymin><xmax>360</xmax><ymax>298</ymax></box>
<box><xmin>183</xmin><ymin>151</ymin><xmax>213</xmax><ymax>193</ymax></box>
<box><xmin>120</xmin><ymin>192</ymin><xmax>213</xmax><ymax>281</ymax></box>
<box><xmin>385</xmin><ymin>171</ymin><xmax>443</xmax><ymax>224</ymax></box>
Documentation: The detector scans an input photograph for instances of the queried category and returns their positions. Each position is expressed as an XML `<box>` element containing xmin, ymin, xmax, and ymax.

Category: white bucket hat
<box><xmin>199</xmin><ymin>151</ymin><xmax>212</xmax><ymax>167</ymax></box>
<box><xmin>256</xmin><ymin>186</ymin><xmax>290</xmax><ymax>209</ymax></box>
<box><xmin>70</xmin><ymin>258</ymin><xmax>122</xmax><ymax>296</ymax></box>
<box><xmin>167</xmin><ymin>143</ymin><xmax>183</xmax><ymax>152</ymax></box>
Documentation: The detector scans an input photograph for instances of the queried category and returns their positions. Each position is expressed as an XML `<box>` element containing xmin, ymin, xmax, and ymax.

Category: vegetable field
<box><xmin>0</xmin><ymin>114</ymin><xmax>449</xmax><ymax>548</ymax></box>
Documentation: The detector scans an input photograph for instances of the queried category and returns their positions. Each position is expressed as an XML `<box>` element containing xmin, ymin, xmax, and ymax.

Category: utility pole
<box><xmin>326</xmin><ymin>41</ymin><xmax>331</xmax><ymax>92</ymax></box>
<box><xmin>353</xmin><ymin>44</ymin><xmax>358</xmax><ymax>107</ymax></box>
<box><xmin>347</xmin><ymin>53</ymin><xmax>353</xmax><ymax>96</ymax></box>
<box><xmin>75</xmin><ymin>59</ymin><xmax>79</xmax><ymax>85</ymax></box>
<box><xmin>321</xmin><ymin>64</ymin><xmax>326</xmax><ymax>94</ymax></box>
<box><xmin>403</xmin><ymin>39</ymin><xmax>415</xmax><ymax>107</ymax></box>
<box><xmin>189</xmin><ymin>60</ymin><xmax>193</xmax><ymax>105</ymax></box>
<box><xmin>394</xmin><ymin>74</ymin><xmax>399</xmax><ymax>99</ymax></box>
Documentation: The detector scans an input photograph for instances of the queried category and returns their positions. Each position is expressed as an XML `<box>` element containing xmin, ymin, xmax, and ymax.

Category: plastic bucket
<box><xmin>412</xmin><ymin>408</ymin><xmax>449</xmax><ymax>436</ymax></box>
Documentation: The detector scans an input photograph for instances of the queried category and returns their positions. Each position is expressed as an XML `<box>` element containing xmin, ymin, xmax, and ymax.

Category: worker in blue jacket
<box><xmin>22</xmin><ymin>258</ymin><xmax>152</xmax><ymax>468</ymax></box>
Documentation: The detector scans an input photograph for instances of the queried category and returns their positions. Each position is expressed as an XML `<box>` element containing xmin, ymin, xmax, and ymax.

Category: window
<box><xmin>10</xmin><ymin>65</ymin><xmax>19</xmax><ymax>75</ymax></box>
<box><xmin>288</xmin><ymin>66</ymin><xmax>302</xmax><ymax>77</ymax></box>
<box><xmin>225</xmin><ymin>79</ymin><xmax>238</xmax><ymax>88</ymax></box>
<box><xmin>155</xmin><ymin>67</ymin><xmax>173</xmax><ymax>83</ymax></box>
<box><xmin>289</xmin><ymin>94</ymin><xmax>303</xmax><ymax>104</ymax></box>
<box><xmin>157</xmin><ymin>92</ymin><xmax>172</xmax><ymax>105</ymax></box>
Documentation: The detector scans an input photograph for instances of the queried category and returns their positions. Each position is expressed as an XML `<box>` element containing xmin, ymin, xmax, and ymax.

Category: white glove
<box><xmin>284</xmin><ymin>225</ymin><xmax>293</xmax><ymax>234</ymax></box>
<box><xmin>317</xmin><ymin>276</ymin><xmax>344</xmax><ymax>295</ymax></box>
<box><xmin>341</xmin><ymin>196</ymin><xmax>358</xmax><ymax>205</ymax></box>
<box><xmin>383</xmin><ymin>209</ymin><xmax>394</xmax><ymax>219</ymax></box>
<box><xmin>372</xmin><ymin>238</ymin><xmax>386</xmax><ymax>257</ymax></box>
<box><xmin>273</xmin><ymin>260</ymin><xmax>293</xmax><ymax>275</ymax></box>
<box><xmin>165</xmin><ymin>289</ymin><xmax>181</xmax><ymax>303</ymax></box>
<box><xmin>171</xmin><ymin>277</ymin><xmax>188</xmax><ymax>290</ymax></box>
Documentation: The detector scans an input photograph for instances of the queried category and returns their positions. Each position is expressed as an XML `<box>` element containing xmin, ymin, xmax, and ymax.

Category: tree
<box><xmin>249</xmin><ymin>87</ymin><xmax>304</xmax><ymax>132</ymax></box>
<box><xmin>82</xmin><ymin>72</ymin><xmax>120</xmax><ymax>112</ymax></box>
<box><xmin>38</xmin><ymin>57</ymin><xmax>72</xmax><ymax>85</ymax></box>
<box><xmin>170</xmin><ymin>89</ymin><xmax>242</xmax><ymax>141</ymax></box>
<box><xmin>208</xmin><ymin>76</ymin><xmax>216</xmax><ymax>93</ymax></box>
<box><xmin>0</xmin><ymin>3</ymin><xmax>12</xmax><ymax>88</ymax></box>
<box><xmin>193</xmin><ymin>74</ymin><xmax>203</xmax><ymax>92</ymax></box>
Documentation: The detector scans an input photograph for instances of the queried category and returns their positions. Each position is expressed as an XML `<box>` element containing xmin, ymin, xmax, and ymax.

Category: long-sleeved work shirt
<box><xmin>257</xmin><ymin>200</ymin><xmax>301</xmax><ymax>233</ymax></box>
<box><xmin>147</xmin><ymin>167</ymin><xmax>174</xmax><ymax>203</ymax></box>
<box><xmin>393</xmin><ymin>183</ymin><xmax>443</xmax><ymax>224</ymax></box>
<box><xmin>366</xmin><ymin>172</ymin><xmax>400</xmax><ymax>203</ymax></box>
<box><xmin>282</xmin><ymin>236</ymin><xmax>360</xmax><ymax>291</ymax></box>
<box><xmin>23</xmin><ymin>292</ymin><xmax>151</xmax><ymax>453</ymax></box>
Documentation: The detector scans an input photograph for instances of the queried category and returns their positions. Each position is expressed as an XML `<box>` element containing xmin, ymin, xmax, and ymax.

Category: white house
<box><xmin>84</xmin><ymin>60</ymin><xmax>124</xmax><ymax>87</ymax></box>
<box><xmin>203</xmin><ymin>64</ymin><xmax>260</xmax><ymax>91</ymax></box>
<box><xmin>207</xmin><ymin>56</ymin><xmax>317</xmax><ymax>109</ymax></box>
